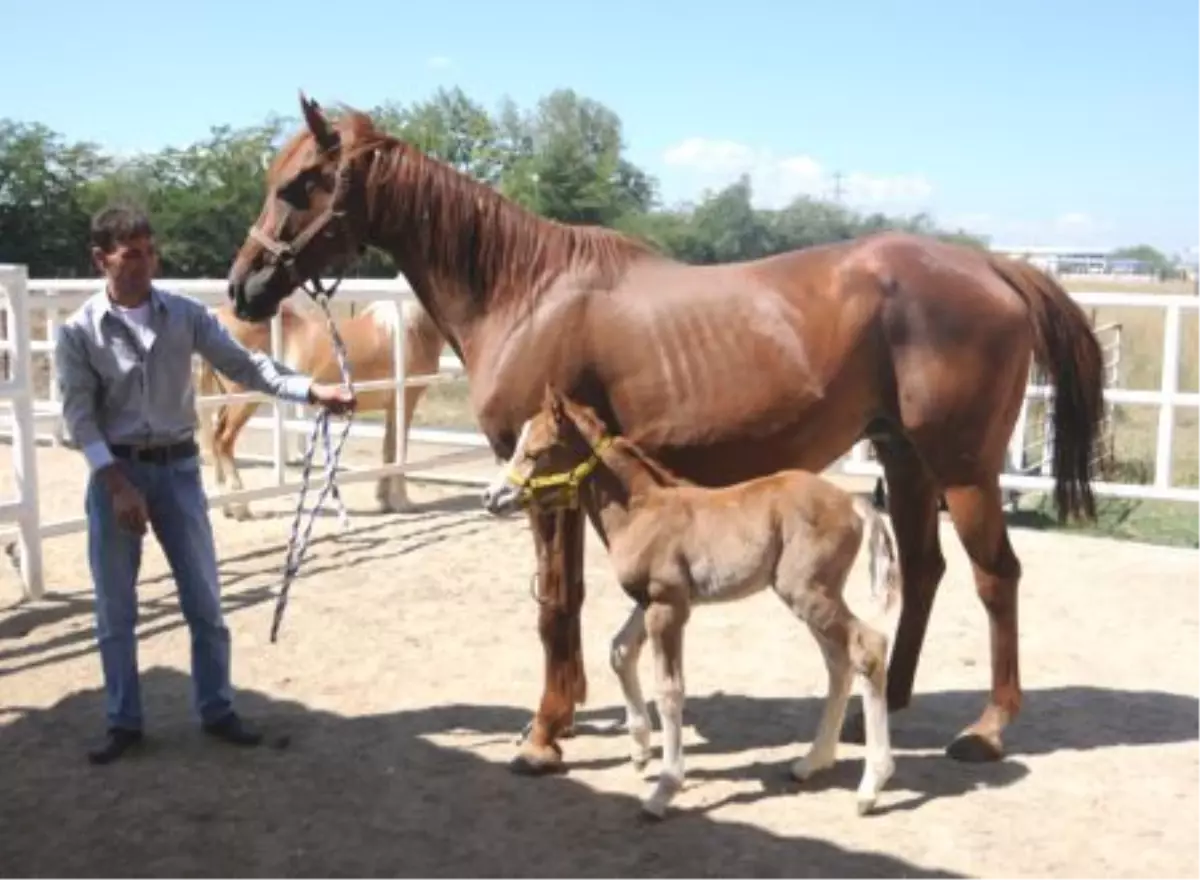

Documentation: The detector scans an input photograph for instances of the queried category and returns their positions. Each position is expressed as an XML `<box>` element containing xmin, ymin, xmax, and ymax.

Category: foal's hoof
<box><xmin>856</xmin><ymin>797</ymin><xmax>879</xmax><ymax>817</ymax></box>
<box><xmin>946</xmin><ymin>729</ymin><xmax>1005</xmax><ymax>763</ymax></box>
<box><xmin>839</xmin><ymin>711</ymin><xmax>866</xmax><ymax>745</ymax></box>
<box><xmin>637</xmin><ymin>805</ymin><xmax>666</xmax><ymax>824</ymax></box>
<box><xmin>508</xmin><ymin>742</ymin><xmax>566</xmax><ymax>777</ymax></box>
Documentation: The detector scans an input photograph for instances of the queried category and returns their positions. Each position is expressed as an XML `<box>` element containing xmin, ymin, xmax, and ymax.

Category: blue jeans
<box><xmin>86</xmin><ymin>453</ymin><xmax>234</xmax><ymax>731</ymax></box>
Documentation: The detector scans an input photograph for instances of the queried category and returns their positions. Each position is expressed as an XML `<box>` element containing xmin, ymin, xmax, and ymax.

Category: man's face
<box><xmin>93</xmin><ymin>234</ymin><xmax>158</xmax><ymax>300</ymax></box>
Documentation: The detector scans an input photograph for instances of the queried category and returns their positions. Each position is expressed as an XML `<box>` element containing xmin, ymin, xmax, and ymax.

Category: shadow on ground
<box><xmin>0</xmin><ymin>501</ymin><xmax>492</xmax><ymax>678</ymax></box>
<box><xmin>1</xmin><ymin>667</ymin><xmax>963</xmax><ymax>878</ymax></box>
<box><xmin>560</xmin><ymin>683</ymin><xmax>1198</xmax><ymax>817</ymax></box>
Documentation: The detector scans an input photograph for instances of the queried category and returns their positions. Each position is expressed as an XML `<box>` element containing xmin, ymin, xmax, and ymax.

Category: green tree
<box><xmin>0</xmin><ymin>120</ymin><xmax>111</xmax><ymax>276</ymax></box>
<box><xmin>2</xmin><ymin>85</ymin><xmax>990</xmax><ymax>280</ymax></box>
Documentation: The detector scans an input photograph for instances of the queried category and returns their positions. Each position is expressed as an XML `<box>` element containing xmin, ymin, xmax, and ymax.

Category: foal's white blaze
<box><xmin>482</xmin><ymin>418</ymin><xmax>533</xmax><ymax>515</ymax></box>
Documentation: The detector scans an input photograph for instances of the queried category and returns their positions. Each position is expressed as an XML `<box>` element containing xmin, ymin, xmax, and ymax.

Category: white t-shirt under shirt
<box><xmin>112</xmin><ymin>301</ymin><xmax>156</xmax><ymax>350</ymax></box>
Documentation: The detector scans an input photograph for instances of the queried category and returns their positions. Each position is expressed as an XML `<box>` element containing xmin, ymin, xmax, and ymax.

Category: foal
<box><xmin>482</xmin><ymin>388</ymin><xmax>901</xmax><ymax>820</ymax></box>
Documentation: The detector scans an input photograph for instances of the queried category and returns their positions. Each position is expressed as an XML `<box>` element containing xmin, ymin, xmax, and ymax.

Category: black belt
<box><xmin>110</xmin><ymin>438</ymin><xmax>199</xmax><ymax>465</ymax></box>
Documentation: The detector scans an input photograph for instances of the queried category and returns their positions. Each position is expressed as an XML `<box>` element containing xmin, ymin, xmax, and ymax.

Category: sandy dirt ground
<box><xmin>1</xmin><ymin>436</ymin><xmax>1197</xmax><ymax>878</ymax></box>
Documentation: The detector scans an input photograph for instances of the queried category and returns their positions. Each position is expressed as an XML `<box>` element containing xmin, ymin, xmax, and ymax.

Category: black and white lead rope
<box><xmin>269</xmin><ymin>290</ymin><xmax>355</xmax><ymax>644</ymax></box>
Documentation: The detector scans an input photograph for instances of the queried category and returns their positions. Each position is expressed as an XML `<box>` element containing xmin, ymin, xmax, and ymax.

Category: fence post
<box><xmin>1</xmin><ymin>264</ymin><xmax>45</xmax><ymax>600</ymax></box>
<box><xmin>392</xmin><ymin>296</ymin><xmax>409</xmax><ymax>502</ymax></box>
<box><xmin>1008</xmin><ymin>362</ymin><xmax>1031</xmax><ymax>474</ymax></box>
<box><xmin>270</xmin><ymin>312</ymin><xmax>287</xmax><ymax>486</ymax></box>
<box><xmin>1153</xmin><ymin>304</ymin><xmax>1181</xmax><ymax>488</ymax></box>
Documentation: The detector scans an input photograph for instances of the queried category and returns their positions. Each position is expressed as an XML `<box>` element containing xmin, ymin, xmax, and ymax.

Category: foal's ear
<box><xmin>542</xmin><ymin>384</ymin><xmax>568</xmax><ymax>426</ymax></box>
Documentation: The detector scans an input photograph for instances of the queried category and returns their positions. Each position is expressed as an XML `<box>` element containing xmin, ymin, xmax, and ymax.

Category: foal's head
<box><xmin>481</xmin><ymin>387</ymin><xmax>611</xmax><ymax>516</ymax></box>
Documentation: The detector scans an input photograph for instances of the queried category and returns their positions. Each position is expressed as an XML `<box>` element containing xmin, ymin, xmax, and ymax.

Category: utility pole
<box><xmin>831</xmin><ymin>171</ymin><xmax>845</xmax><ymax>203</ymax></box>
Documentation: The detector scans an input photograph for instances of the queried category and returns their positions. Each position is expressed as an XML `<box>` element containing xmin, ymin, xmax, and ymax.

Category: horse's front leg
<box><xmin>511</xmin><ymin>506</ymin><xmax>588</xmax><ymax>776</ymax></box>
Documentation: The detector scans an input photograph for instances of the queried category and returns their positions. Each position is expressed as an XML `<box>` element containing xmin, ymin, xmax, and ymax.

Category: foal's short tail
<box><xmin>852</xmin><ymin>497</ymin><xmax>901</xmax><ymax>617</ymax></box>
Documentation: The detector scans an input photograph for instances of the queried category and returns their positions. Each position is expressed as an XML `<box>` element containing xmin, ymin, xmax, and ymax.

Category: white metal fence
<box><xmin>2</xmin><ymin>265</ymin><xmax>1197</xmax><ymax>602</ymax></box>
<box><xmin>0</xmin><ymin>268</ymin><xmax>488</xmax><ymax>600</ymax></box>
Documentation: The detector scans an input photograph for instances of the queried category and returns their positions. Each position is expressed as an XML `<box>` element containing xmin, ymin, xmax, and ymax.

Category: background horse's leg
<box><xmin>842</xmin><ymin>433</ymin><xmax>945</xmax><ymax>743</ymax></box>
<box><xmin>377</xmin><ymin>395</ymin><xmax>399</xmax><ymax>511</ymax></box>
<box><xmin>215</xmin><ymin>401</ymin><xmax>258</xmax><ymax>521</ymax></box>
<box><xmin>940</xmin><ymin>479</ymin><xmax>1022</xmax><ymax>762</ymax></box>
<box><xmin>512</xmin><ymin>506</ymin><xmax>587</xmax><ymax>775</ymax></box>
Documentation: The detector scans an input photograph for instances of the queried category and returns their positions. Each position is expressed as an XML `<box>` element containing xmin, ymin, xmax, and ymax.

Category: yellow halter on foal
<box><xmin>508</xmin><ymin>435</ymin><xmax>614</xmax><ymax>510</ymax></box>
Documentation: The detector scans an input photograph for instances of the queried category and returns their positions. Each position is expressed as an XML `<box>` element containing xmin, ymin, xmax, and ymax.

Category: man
<box><xmin>54</xmin><ymin>205</ymin><xmax>356</xmax><ymax>765</ymax></box>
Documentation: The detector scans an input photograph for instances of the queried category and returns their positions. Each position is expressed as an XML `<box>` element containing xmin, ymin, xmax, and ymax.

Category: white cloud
<box><xmin>948</xmin><ymin>211</ymin><xmax>1112</xmax><ymax>248</ymax></box>
<box><xmin>1054</xmin><ymin>212</ymin><xmax>1094</xmax><ymax>232</ymax></box>
<box><xmin>661</xmin><ymin>136</ymin><xmax>933</xmax><ymax>210</ymax></box>
<box><xmin>426</xmin><ymin>55</ymin><xmax>452</xmax><ymax>70</ymax></box>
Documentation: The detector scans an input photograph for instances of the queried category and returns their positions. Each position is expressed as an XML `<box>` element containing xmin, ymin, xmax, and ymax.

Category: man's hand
<box><xmin>308</xmin><ymin>383</ymin><xmax>357</xmax><ymax>416</ymax></box>
<box><xmin>98</xmin><ymin>466</ymin><xmax>148</xmax><ymax>535</ymax></box>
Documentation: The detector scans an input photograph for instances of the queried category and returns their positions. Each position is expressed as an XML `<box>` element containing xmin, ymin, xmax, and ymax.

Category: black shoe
<box><xmin>87</xmin><ymin>727</ymin><xmax>143</xmax><ymax>765</ymax></box>
<box><xmin>202</xmin><ymin>712</ymin><xmax>263</xmax><ymax>747</ymax></box>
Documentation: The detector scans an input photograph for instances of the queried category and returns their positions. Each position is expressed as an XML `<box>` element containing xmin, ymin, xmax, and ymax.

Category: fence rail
<box><xmin>2</xmin><ymin>268</ymin><xmax>1197</xmax><ymax>601</ymax></box>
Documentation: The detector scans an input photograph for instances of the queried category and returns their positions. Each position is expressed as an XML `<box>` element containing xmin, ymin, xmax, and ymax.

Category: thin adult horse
<box><xmin>226</xmin><ymin>95</ymin><xmax>1105</xmax><ymax>775</ymax></box>
<box><xmin>196</xmin><ymin>293</ymin><xmax>445</xmax><ymax>519</ymax></box>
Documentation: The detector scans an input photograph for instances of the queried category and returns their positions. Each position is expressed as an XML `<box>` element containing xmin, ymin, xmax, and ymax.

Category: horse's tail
<box><xmin>852</xmin><ymin>497</ymin><xmax>901</xmax><ymax>617</ymax></box>
<box><xmin>988</xmin><ymin>254</ymin><xmax>1105</xmax><ymax>522</ymax></box>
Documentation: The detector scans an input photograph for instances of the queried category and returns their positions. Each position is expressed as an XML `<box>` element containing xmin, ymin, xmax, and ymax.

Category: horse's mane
<box><xmin>324</xmin><ymin>109</ymin><xmax>661</xmax><ymax>310</ymax></box>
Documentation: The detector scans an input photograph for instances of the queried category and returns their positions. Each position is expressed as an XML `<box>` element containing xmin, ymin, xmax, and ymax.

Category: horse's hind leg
<box><xmin>940</xmin><ymin>479</ymin><xmax>1022</xmax><ymax>762</ymax></box>
<box><xmin>841</xmin><ymin>434</ymin><xmax>945</xmax><ymax>743</ymax></box>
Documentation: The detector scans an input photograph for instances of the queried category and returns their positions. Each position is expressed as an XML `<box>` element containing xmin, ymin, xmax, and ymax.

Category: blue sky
<box><xmin>4</xmin><ymin>0</ymin><xmax>1196</xmax><ymax>254</ymax></box>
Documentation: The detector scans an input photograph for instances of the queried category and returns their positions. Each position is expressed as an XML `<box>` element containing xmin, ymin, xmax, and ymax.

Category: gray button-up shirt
<box><xmin>54</xmin><ymin>285</ymin><xmax>313</xmax><ymax>472</ymax></box>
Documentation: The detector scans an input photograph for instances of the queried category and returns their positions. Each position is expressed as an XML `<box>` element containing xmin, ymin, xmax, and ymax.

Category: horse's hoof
<box><xmin>839</xmin><ymin>711</ymin><xmax>866</xmax><ymax>745</ymax></box>
<box><xmin>946</xmin><ymin>729</ymin><xmax>1005</xmax><ymax>763</ymax></box>
<box><xmin>509</xmin><ymin>742</ymin><xmax>565</xmax><ymax>777</ymax></box>
<box><xmin>856</xmin><ymin>797</ymin><xmax>878</xmax><ymax>817</ymax></box>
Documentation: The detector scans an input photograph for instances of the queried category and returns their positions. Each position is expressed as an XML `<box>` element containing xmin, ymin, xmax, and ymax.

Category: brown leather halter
<box><xmin>248</xmin><ymin>141</ymin><xmax>356</xmax><ymax>298</ymax></box>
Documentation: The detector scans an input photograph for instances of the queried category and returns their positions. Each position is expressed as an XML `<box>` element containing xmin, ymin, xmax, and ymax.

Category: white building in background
<box><xmin>1176</xmin><ymin>245</ymin><xmax>1199</xmax><ymax>280</ymax></box>
<box><xmin>989</xmin><ymin>245</ymin><xmax>1114</xmax><ymax>275</ymax></box>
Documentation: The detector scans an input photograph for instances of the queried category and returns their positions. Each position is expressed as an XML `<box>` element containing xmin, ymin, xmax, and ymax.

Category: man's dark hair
<box><xmin>90</xmin><ymin>205</ymin><xmax>154</xmax><ymax>253</ymax></box>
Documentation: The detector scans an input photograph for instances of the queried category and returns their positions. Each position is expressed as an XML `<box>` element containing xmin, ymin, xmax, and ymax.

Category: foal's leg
<box><xmin>609</xmin><ymin>605</ymin><xmax>653</xmax><ymax>768</ymax></box>
<box><xmin>791</xmin><ymin>600</ymin><xmax>894</xmax><ymax>815</ymax></box>
<box><xmin>848</xmin><ymin>619</ymin><xmax>894</xmax><ymax>814</ymax></box>
<box><xmin>791</xmin><ymin>631</ymin><xmax>854</xmax><ymax>780</ymax></box>
<box><xmin>641</xmin><ymin>596</ymin><xmax>689</xmax><ymax>820</ymax></box>
<box><xmin>940</xmin><ymin>480</ymin><xmax>1022</xmax><ymax>762</ymax></box>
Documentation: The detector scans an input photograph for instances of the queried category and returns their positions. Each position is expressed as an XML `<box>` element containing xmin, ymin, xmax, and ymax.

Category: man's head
<box><xmin>91</xmin><ymin>205</ymin><xmax>158</xmax><ymax>304</ymax></box>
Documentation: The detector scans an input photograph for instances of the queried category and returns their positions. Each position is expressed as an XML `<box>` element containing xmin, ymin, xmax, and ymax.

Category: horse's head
<box><xmin>481</xmin><ymin>387</ymin><xmax>612</xmax><ymax>517</ymax></box>
<box><xmin>228</xmin><ymin>93</ymin><xmax>374</xmax><ymax>322</ymax></box>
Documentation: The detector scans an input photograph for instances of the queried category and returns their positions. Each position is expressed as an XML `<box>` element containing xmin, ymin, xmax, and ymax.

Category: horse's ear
<box><xmin>299</xmin><ymin>91</ymin><xmax>339</xmax><ymax>152</ymax></box>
